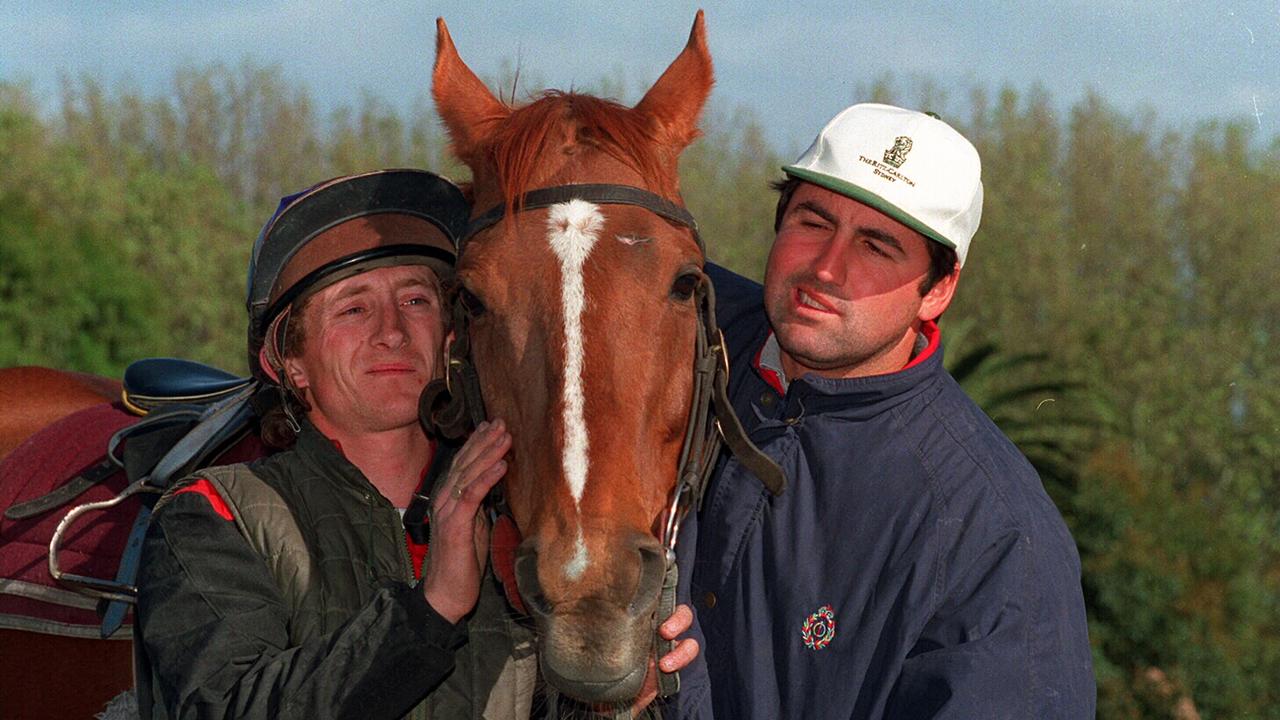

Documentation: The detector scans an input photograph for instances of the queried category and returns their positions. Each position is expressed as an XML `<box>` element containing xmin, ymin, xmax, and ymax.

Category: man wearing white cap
<box><xmin>676</xmin><ymin>104</ymin><xmax>1095</xmax><ymax>718</ymax></box>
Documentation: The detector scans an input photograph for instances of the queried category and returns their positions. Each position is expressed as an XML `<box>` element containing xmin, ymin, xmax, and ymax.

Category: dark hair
<box><xmin>771</xmin><ymin>176</ymin><xmax>802</xmax><ymax>234</ymax></box>
<box><xmin>920</xmin><ymin>234</ymin><xmax>959</xmax><ymax>294</ymax></box>
<box><xmin>770</xmin><ymin>176</ymin><xmax>958</xmax><ymax>294</ymax></box>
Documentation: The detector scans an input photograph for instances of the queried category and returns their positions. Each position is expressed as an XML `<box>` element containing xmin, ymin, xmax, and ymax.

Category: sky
<box><xmin>3</xmin><ymin>1</ymin><xmax>1278</xmax><ymax>155</ymax></box>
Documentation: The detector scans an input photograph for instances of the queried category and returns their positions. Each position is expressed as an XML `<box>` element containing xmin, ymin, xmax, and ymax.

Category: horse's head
<box><xmin>433</xmin><ymin>12</ymin><xmax>713</xmax><ymax>704</ymax></box>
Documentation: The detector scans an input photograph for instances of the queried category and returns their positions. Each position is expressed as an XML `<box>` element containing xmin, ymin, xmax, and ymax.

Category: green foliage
<box><xmin>0</xmin><ymin>81</ymin><xmax>255</xmax><ymax>374</ymax></box>
<box><xmin>939</xmin><ymin>83</ymin><xmax>1279</xmax><ymax>718</ymax></box>
<box><xmin>943</xmin><ymin>317</ymin><xmax>1098</xmax><ymax>504</ymax></box>
<box><xmin>2</xmin><ymin>64</ymin><xmax>1278</xmax><ymax>719</ymax></box>
<box><xmin>682</xmin><ymin>105</ymin><xmax>784</xmax><ymax>280</ymax></box>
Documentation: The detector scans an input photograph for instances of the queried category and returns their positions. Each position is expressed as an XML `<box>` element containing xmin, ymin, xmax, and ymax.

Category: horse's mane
<box><xmin>488</xmin><ymin>91</ymin><xmax>677</xmax><ymax>208</ymax></box>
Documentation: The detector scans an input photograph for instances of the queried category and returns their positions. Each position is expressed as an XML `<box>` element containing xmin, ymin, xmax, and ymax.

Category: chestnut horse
<box><xmin>0</xmin><ymin>367</ymin><xmax>120</xmax><ymax>457</ymax></box>
<box><xmin>0</xmin><ymin>367</ymin><xmax>134</xmax><ymax>719</ymax></box>
<box><xmin>2</xmin><ymin>365</ymin><xmax>261</xmax><ymax>719</ymax></box>
<box><xmin>431</xmin><ymin>11</ymin><xmax>726</xmax><ymax>708</ymax></box>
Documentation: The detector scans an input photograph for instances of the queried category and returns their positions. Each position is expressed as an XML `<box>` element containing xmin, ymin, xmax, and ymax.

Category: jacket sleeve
<box><xmin>137</xmin><ymin>492</ymin><xmax>464</xmax><ymax>720</ymax></box>
<box><xmin>880</xmin><ymin>527</ymin><xmax>1094</xmax><ymax>720</ymax></box>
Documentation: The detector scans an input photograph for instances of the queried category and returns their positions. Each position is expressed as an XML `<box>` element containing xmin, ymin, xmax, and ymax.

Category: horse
<box><xmin>0</xmin><ymin>362</ymin><xmax>263</xmax><ymax>719</ymax></box>
<box><xmin>430</xmin><ymin>10</ymin><xmax>755</xmax><ymax>710</ymax></box>
<box><xmin>0</xmin><ymin>367</ymin><xmax>120</xmax><ymax>456</ymax></box>
<box><xmin>0</xmin><ymin>367</ymin><xmax>133</xmax><ymax>718</ymax></box>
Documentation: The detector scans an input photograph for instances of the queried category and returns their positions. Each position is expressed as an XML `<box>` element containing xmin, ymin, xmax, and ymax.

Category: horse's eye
<box><xmin>458</xmin><ymin>286</ymin><xmax>487</xmax><ymax>318</ymax></box>
<box><xmin>670</xmin><ymin>271</ymin><xmax>701</xmax><ymax>301</ymax></box>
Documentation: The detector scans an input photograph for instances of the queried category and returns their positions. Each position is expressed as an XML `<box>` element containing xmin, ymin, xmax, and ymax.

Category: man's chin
<box><xmin>358</xmin><ymin>387</ymin><xmax>425</xmax><ymax>421</ymax></box>
<box><xmin>773</xmin><ymin>327</ymin><xmax>860</xmax><ymax>373</ymax></box>
<box><xmin>362</xmin><ymin>409</ymin><xmax>424</xmax><ymax>434</ymax></box>
<box><xmin>774</xmin><ymin>319</ymin><xmax>834</xmax><ymax>351</ymax></box>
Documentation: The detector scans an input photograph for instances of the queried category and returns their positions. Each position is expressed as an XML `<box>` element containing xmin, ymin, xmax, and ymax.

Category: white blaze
<box><xmin>547</xmin><ymin>199</ymin><xmax>603</xmax><ymax>512</ymax></box>
<box><xmin>565</xmin><ymin>529</ymin><xmax>589</xmax><ymax>581</ymax></box>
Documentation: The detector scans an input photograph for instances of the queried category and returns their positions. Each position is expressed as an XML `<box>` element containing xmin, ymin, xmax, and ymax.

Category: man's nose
<box><xmin>812</xmin><ymin>237</ymin><xmax>849</xmax><ymax>287</ymax></box>
<box><xmin>373</xmin><ymin>303</ymin><xmax>409</xmax><ymax>348</ymax></box>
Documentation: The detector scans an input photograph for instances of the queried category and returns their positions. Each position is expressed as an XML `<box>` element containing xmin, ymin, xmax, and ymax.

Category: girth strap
<box><xmin>99</xmin><ymin>382</ymin><xmax>259</xmax><ymax>637</ymax></box>
<box><xmin>45</xmin><ymin>382</ymin><xmax>259</xmax><ymax>637</ymax></box>
<box><xmin>5</xmin><ymin>405</ymin><xmax>203</xmax><ymax>521</ymax></box>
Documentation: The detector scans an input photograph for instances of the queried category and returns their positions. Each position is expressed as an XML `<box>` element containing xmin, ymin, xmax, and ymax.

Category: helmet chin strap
<box><xmin>262</xmin><ymin>307</ymin><xmax>304</xmax><ymax>434</ymax></box>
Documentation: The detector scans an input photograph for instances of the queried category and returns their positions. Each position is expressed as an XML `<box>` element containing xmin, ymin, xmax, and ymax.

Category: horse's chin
<box><xmin>537</xmin><ymin>610</ymin><xmax>655</xmax><ymax>704</ymax></box>
<box><xmin>540</xmin><ymin>650</ymin><xmax>649</xmax><ymax>704</ymax></box>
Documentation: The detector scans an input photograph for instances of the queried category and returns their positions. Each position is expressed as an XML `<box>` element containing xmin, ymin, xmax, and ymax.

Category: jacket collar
<box><xmin>291</xmin><ymin>420</ymin><xmax>389</xmax><ymax>499</ymax></box>
<box><xmin>748</xmin><ymin>320</ymin><xmax>946</xmax><ymax>423</ymax></box>
<box><xmin>753</xmin><ymin>320</ymin><xmax>941</xmax><ymax>393</ymax></box>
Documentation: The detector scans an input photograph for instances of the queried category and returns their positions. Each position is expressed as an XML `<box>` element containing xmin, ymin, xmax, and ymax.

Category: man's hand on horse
<box><xmin>633</xmin><ymin>603</ymin><xmax>700</xmax><ymax>713</ymax></box>
<box><xmin>423</xmin><ymin>418</ymin><xmax>511</xmax><ymax>624</ymax></box>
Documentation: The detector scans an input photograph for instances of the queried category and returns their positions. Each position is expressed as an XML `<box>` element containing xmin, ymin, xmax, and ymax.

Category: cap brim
<box><xmin>782</xmin><ymin>165</ymin><xmax>957</xmax><ymax>251</ymax></box>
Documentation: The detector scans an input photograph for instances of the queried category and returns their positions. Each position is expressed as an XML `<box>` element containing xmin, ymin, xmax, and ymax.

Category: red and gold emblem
<box><xmin>801</xmin><ymin>604</ymin><xmax>836</xmax><ymax>650</ymax></box>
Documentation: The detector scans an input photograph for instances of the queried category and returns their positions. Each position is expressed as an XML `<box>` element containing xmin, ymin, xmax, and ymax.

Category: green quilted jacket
<box><xmin>135</xmin><ymin>422</ymin><xmax>536</xmax><ymax>719</ymax></box>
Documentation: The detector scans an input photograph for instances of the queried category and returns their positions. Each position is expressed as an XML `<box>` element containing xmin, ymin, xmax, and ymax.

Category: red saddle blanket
<box><xmin>0</xmin><ymin>402</ymin><xmax>262</xmax><ymax>636</ymax></box>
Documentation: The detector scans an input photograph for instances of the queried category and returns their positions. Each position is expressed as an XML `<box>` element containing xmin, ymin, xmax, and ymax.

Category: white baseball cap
<box><xmin>783</xmin><ymin>103</ymin><xmax>983</xmax><ymax>267</ymax></box>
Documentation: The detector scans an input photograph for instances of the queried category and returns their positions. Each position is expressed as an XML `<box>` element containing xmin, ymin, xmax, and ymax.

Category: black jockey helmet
<box><xmin>245</xmin><ymin>168</ymin><xmax>469</xmax><ymax>380</ymax></box>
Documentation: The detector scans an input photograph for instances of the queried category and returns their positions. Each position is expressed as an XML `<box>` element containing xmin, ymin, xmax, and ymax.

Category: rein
<box><xmin>418</xmin><ymin>182</ymin><xmax>785</xmax><ymax>710</ymax></box>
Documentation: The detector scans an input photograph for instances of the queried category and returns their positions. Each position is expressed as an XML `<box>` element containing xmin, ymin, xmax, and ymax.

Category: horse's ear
<box><xmin>634</xmin><ymin>10</ymin><xmax>714</xmax><ymax>152</ymax></box>
<box><xmin>432</xmin><ymin>17</ymin><xmax>509</xmax><ymax>162</ymax></box>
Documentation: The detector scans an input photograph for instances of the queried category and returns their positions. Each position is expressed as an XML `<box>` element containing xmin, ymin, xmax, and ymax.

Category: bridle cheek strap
<box><xmin>651</xmin><ymin>276</ymin><xmax>786</xmax><ymax>698</ymax></box>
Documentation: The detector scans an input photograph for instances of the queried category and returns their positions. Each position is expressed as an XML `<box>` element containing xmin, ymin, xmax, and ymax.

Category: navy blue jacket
<box><xmin>673</xmin><ymin>266</ymin><xmax>1095</xmax><ymax>719</ymax></box>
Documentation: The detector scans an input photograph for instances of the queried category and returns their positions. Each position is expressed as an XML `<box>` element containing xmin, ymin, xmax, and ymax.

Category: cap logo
<box><xmin>882</xmin><ymin>136</ymin><xmax>913</xmax><ymax>168</ymax></box>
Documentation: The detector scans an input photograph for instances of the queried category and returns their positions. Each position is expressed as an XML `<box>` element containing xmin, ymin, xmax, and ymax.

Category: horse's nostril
<box><xmin>629</xmin><ymin>541</ymin><xmax>669</xmax><ymax>617</ymax></box>
<box><xmin>514</xmin><ymin>545</ymin><xmax>553</xmax><ymax>617</ymax></box>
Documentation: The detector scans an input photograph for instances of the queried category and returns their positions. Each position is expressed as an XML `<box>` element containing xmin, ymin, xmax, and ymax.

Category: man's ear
<box><xmin>258</xmin><ymin>344</ymin><xmax>308</xmax><ymax>392</ymax></box>
<box><xmin>257</xmin><ymin>346</ymin><xmax>282</xmax><ymax>384</ymax></box>
<box><xmin>918</xmin><ymin>264</ymin><xmax>960</xmax><ymax>323</ymax></box>
<box><xmin>282</xmin><ymin>356</ymin><xmax>309</xmax><ymax>392</ymax></box>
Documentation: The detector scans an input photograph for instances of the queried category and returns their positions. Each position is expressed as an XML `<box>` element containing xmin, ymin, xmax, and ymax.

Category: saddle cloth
<box><xmin>0</xmin><ymin>402</ymin><xmax>262</xmax><ymax>636</ymax></box>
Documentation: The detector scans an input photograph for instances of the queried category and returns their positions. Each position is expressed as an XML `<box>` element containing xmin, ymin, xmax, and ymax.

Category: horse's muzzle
<box><xmin>514</xmin><ymin>534</ymin><xmax>667</xmax><ymax>703</ymax></box>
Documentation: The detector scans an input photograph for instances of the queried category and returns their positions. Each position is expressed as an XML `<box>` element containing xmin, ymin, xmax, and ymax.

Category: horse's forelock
<box><xmin>488</xmin><ymin>92</ymin><xmax>675</xmax><ymax>211</ymax></box>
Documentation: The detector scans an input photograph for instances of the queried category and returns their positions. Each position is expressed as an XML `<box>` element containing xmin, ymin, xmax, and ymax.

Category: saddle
<box><xmin>1</xmin><ymin>358</ymin><xmax>263</xmax><ymax>639</ymax></box>
<box><xmin>121</xmin><ymin>357</ymin><xmax>255</xmax><ymax>415</ymax></box>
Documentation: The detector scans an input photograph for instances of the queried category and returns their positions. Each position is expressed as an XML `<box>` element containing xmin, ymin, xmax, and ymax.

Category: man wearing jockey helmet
<box><xmin>136</xmin><ymin>169</ymin><xmax>534</xmax><ymax>719</ymax></box>
<box><xmin>676</xmin><ymin>105</ymin><xmax>1094</xmax><ymax>718</ymax></box>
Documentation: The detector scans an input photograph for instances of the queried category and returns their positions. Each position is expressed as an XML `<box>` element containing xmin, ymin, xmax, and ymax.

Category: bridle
<box><xmin>418</xmin><ymin>182</ymin><xmax>785</xmax><ymax>711</ymax></box>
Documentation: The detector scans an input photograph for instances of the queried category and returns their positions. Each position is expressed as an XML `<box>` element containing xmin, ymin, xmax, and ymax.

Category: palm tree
<box><xmin>942</xmin><ymin>318</ymin><xmax>1106</xmax><ymax>502</ymax></box>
